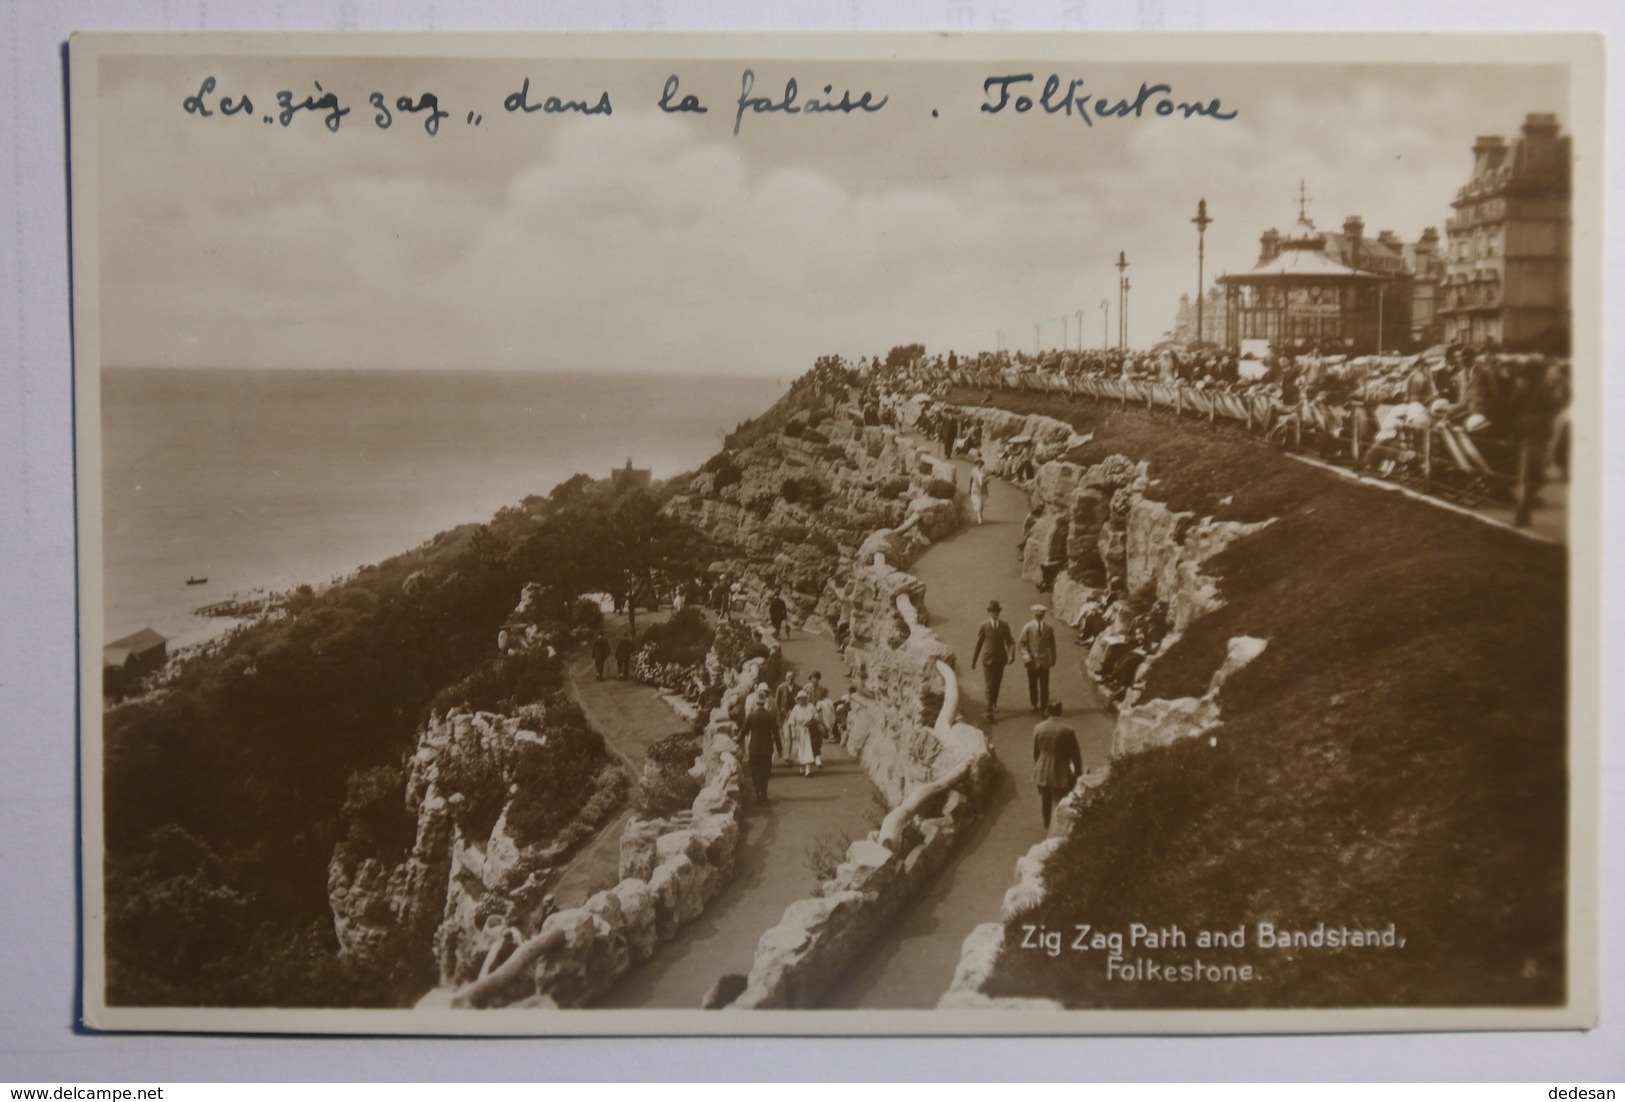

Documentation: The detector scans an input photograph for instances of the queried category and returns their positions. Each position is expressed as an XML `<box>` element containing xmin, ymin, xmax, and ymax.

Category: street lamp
<box><xmin>1192</xmin><ymin>198</ymin><xmax>1213</xmax><ymax>344</ymax></box>
<box><xmin>1075</xmin><ymin>308</ymin><xmax>1084</xmax><ymax>352</ymax></box>
<box><xmin>1115</xmin><ymin>251</ymin><xmax>1130</xmax><ymax>350</ymax></box>
<box><xmin>1100</xmin><ymin>299</ymin><xmax>1110</xmax><ymax>349</ymax></box>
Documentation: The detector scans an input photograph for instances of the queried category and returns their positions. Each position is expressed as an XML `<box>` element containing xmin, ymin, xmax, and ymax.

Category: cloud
<box><xmin>98</xmin><ymin>58</ymin><xmax>1570</xmax><ymax>369</ymax></box>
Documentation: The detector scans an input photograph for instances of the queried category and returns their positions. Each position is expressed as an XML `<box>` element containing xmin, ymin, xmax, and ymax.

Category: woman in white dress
<box><xmin>968</xmin><ymin>457</ymin><xmax>989</xmax><ymax>525</ymax></box>
<box><xmin>784</xmin><ymin>690</ymin><xmax>820</xmax><ymax>777</ymax></box>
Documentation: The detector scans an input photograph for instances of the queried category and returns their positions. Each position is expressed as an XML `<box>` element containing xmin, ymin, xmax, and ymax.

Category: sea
<box><xmin>100</xmin><ymin>368</ymin><xmax>788</xmax><ymax>648</ymax></box>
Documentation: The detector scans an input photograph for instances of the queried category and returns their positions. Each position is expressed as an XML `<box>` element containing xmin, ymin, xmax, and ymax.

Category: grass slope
<box><xmin>959</xmin><ymin>391</ymin><xmax>1567</xmax><ymax>1008</ymax></box>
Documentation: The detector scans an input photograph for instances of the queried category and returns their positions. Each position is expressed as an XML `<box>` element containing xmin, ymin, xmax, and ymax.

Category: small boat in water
<box><xmin>185</xmin><ymin>576</ymin><xmax>208</xmax><ymax>586</ymax></box>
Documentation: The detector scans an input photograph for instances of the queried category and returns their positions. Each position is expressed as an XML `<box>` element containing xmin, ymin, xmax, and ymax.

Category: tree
<box><xmin>885</xmin><ymin>343</ymin><xmax>926</xmax><ymax>369</ymax></box>
<box><xmin>596</xmin><ymin>488</ymin><xmax>708</xmax><ymax>641</ymax></box>
<box><xmin>518</xmin><ymin>485</ymin><xmax>709</xmax><ymax>641</ymax></box>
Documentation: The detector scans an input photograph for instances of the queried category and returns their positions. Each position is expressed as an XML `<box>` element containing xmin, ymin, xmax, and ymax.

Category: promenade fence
<box><xmin>950</xmin><ymin>368</ymin><xmax>1543</xmax><ymax>528</ymax></box>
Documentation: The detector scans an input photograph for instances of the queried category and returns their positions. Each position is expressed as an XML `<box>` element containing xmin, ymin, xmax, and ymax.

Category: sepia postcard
<box><xmin>71</xmin><ymin>31</ymin><xmax>1602</xmax><ymax>1035</ymax></box>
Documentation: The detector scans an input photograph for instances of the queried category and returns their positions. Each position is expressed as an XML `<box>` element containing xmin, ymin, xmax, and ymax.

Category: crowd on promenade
<box><xmin>824</xmin><ymin>342</ymin><xmax>1569</xmax><ymax>511</ymax></box>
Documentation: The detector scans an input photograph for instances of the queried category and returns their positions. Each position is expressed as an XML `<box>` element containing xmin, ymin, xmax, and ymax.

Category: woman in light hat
<box><xmin>784</xmin><ymin>689</ymin><xmax>824</xmax><ymax>777</ymax></box>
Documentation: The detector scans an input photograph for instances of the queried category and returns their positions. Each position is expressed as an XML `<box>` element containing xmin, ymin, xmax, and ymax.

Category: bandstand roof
<box><xmin>1220</xmin><ymin>245</ymin><xmax>1383</xmax><ymax>284</ymax></box>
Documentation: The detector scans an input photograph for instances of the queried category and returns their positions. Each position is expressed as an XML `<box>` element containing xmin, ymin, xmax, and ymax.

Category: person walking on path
<box><xmin>774</xmin><ymin>671</ymin><xmax>799</xmax><ymax>761</ymax></box>
<box><xmin>1032</xmin><ymin>700</ymin><xmax>1082</xmax><ymax>830</ymax></box>
<box><xmin>1020</xmin><ymin>604</ymin><xmax>1058</xmax><ymax>713</ymax></box>
<box><xmin>970</xmin><ymin>599</ymin><xmax>1016</xmax><ymax>720</ymax></box>
<box><xmin>807</xmin><ymin>671</ymin><xmax>830</xmax><ymax>767</ymax></box>
<box><xmin>742</xmin><ymin>686</ymin><xmax>782</xmax><ymax>803</ymax></box>
<box><xmin>590</xmin><ymin>632</ymin><xmax>611</xmax><ymax>680</ymax></box>
<box><xmin>784</xmin><ymin>689</ymin><xmax>823</xmax><ymax>777</ymax></box>
<box><xmin>768</xmin><ymin>593</ymin><xmax>788</xmax><ymax>639</ymax></box>
<box><xmin>614</xmin><ymin>633</ymin><xmax>634</xmax><ymax>678</ymax></box>
<box><xmin>968</xmin><ymin>458</ymin><xmax>988</xmax><ymax>525</ymax></box>
<box><xmin>938</xmin><ymin>410</ymin><xmax>959</xmax><ymax>459</ymax></box>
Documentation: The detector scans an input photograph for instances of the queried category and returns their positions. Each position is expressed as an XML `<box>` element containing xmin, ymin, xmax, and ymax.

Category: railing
<box><xmin>950</xmin><ymin>368</ymin><xmax>1543</xmax><ymax>528</ymax></box>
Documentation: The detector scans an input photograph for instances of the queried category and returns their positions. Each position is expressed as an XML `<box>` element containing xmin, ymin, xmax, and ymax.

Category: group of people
<box><xmin>740</xmin><ymin>668</ymin><xmax>850</xmax><ymax>802</ymax></box>
<box><xmin>589</xmin><ymin>631</ymin><xmax>636</xmax><ymax>680</ymax></box>
<box><xmin>970</xmin><ymin>599</ymin><xmax>1058</xmax><ymax>719</ymax></box>
<box><xmin>970</xmin><ymin>598</ymin><xmax>1087</xmax><ymax>831</ymax></box>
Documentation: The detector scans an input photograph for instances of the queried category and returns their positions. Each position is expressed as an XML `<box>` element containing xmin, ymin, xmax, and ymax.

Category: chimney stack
<box><xmin>1343</xmin><ymin>216</ymin><xmax>1364</xmax><ymax>268</ymax></box>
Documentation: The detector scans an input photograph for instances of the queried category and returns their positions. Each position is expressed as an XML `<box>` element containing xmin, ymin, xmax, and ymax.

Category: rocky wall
<box><xmin>327</xmin><ymin>707</ymin><xmax>625</xmax><ymax>987</ymax></box>
<box><xmin>423</xmin><ymin>645</ymin><xmax>772</xmax><ymax>1010</ymax></box>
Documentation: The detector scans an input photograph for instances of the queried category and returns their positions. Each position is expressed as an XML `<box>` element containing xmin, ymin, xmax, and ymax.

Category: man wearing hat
<box><xmin>742</xmin><ymin>684</ymin><xmax>782</xmax><ymax>803</ymax></box>
<box><xmin>1020</xmin><ymin>603</ymin><xmax>1058</xmax><ymax>713</ymax></box>
<box><xmin>970</xmin><ymin>599</ymin><xmax>1016</xmax><ymax>719</ymax></box>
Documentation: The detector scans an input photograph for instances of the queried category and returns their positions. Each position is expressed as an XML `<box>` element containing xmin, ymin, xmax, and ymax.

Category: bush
<box><xmin>339</xmin><ymin>762</ymin><xmax>416</xmax><ymax>866</ymax></box>
<box><xmin>504</xmin><ymin>716</ymin><xmax>611</xmax><ymax>845</ymax></box>
<box><xmin>925</xmin><ymin>478</ymin><xmax>957</xmax><ymax>500</ymax></box>
<box><xmin>879</xmin><ymin>476</ymin><xmax>910</xmax><ymax>498</ymax></box>
<box><xmin>568</xmin><ymin>598</ymin><xmax>605</xmax><ymax>635</ymax></box>
<box><xmin>636</xmin><ymin>732</ymin><xmax>704</xmax><ymax>818</ymax></box>
<box><xmin>702</xmin><ymin>451</ymin><xmax>743</xmax><ymax>491</ymax></box>
<box><xmin>637</xmin><ymin>605</ymin><xmax>715</xmax><ymax>668</ymax></box>
<box><xmin>429</xmin><ymin>648</ymin><xmax>566</xmax><ymax>716</ymax></box>
<box><xmin>781</xmin><ymin>421</ymin><xmax>804</xmax><ymax>439</ymax></box>
<box><xmin>780</xmin><ymin>475</ymin><xmax>829</xmax><ymax>510</ymax></box>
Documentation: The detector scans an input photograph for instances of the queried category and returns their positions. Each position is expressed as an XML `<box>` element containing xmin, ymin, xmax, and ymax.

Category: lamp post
<box><xmin>1100</xmin><ymin>299</ymin><xmax>1109</xmax><ymax>349</ymax></box>
<box><xmin>1115</xmin><ymin>251</ymin><xmax>1130</xmax><ymax>350</ymax></box>
<box><xmin>1192</xmin><ymin>198</ymin><xmax>1213</xmax><ymax>344</ymax></box>
<box><xmin>1075</xmin><ymin>309</ymin><xmax>1084</xmax><ymax>352</ymax></box>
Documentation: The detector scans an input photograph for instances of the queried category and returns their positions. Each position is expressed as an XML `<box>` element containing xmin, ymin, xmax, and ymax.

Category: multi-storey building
<box><xmin>1438</xmin><ymin>113</ymin><xmax>1571</xmax><ymax>353</ymax></box>
<box><xmin>1171</xmin><ymin>288</ymin><xmax>1229</xmax><ymax>345</ymax></box>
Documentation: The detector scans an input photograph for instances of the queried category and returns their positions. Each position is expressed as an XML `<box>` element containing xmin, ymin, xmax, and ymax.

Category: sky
<box><xmin>94</xmin><ymin>48</ymin><xmax>1571</xmax><ymax>375</ymax></box>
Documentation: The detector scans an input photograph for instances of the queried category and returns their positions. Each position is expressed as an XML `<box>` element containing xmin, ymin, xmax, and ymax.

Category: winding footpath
<box><xmin>552</xmin><ymin>640</ymin><xmax>691</xmax><ymax>912</ymax></box>
<box><xmin>825</xmin><ymin>452</ymin><xmax>1117</xmax><ymax>1008</ymax></box>
<box><xmin>594</xmin><ymin>628</ymin><xmax>884</xmax><ymax>1009</ymax></box>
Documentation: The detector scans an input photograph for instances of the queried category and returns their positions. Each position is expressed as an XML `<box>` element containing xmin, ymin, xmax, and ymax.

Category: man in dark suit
<box><xmin>969</xmin><ymin>599</ymin><xmax>1015</xmax><ymax>719</ymax></box>
<box><xmin>742</xmin><ymin>686</ymin><xmax>782</xmax><ymax>803</ymax></box>
<box><xmin>590</xmin><ymin>632</ymin><xmax>611</xmax><ymax>680</ymax></box>
<box><xmin>1032</xmin><ymin>700</ymin><xmax>1082</xmax><ymax>829</ymax></box>
<box><xmin>1019</xmin><ymin>603</ymin><xmax>1058</xmax><ymax>713</ymax></box>
<box><xmin>614</xmin><ymin>634</ymin><xmax>634</xmax><ymax>678</ymax></box>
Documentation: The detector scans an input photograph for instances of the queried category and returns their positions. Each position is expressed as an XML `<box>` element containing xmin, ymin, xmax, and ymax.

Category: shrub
<box><xmin>780</xmin><ymin>475</ymin><xmax>829</xmax><ymax>510</ymax></box>
<box><xmin>879</xmin><ymin>476</ymin><xmax>910</xmax><ymax>498</ymax></box>
<box><xmin>429</xmin><ymin>648</ymin><xmax>566</xmax><ymax>716</ymax></box>
<box><xmin>339</xmin><ymin>762</ymin><xmax>416</xmax><ymax>866</ymax></box>
<box><xmin>781</xmin><ymin>421</ymin><xmax>804</xmax><ymax>439</ymax></box>
<box><xmin>637</xmin><ymin>605</ymin><xmax>715</xmax><ymax>668</ymax></box>
<box><xmin>712</xmin><ymin>616</ymin><xmax>760</xmax><ymax>673</ymax></box>
<box><xmin>925</xmin><ymin>478</ymin><xmax>957</xmax><ymax>500</ymax></box>
<box><xmin>636</xmin><ymin>731</ymin><xmax>704</xmax><ymax>818</ymax></box>
<box><xmin>504</xmin><ymin>716</ymin><xmax>611</xmax><ymax>845</ymax></box>
<box><xmin>568</xmin><ymin>598</ymin><xmax>605</xmax><ymax>635</ymax></box>
<box><xmin>702</xmin><ymin>451</ymin><xmax>743</xmax><ymax>491</ymax></box>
